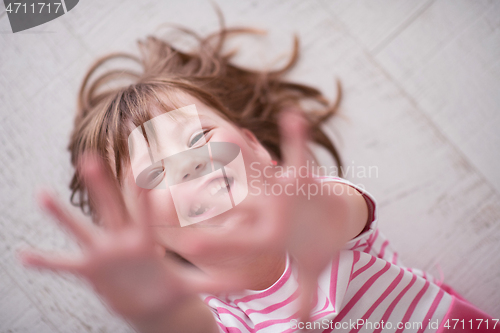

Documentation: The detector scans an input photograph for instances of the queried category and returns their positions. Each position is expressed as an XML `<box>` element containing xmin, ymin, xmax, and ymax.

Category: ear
<box><xmin>241</xmin><ymin>128</ymin><xmax>272</xmax><ymax>162</ymax></box>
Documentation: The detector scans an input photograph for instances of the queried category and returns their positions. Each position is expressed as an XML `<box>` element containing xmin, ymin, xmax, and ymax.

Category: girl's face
<box><xmin>121</xmin><ymin>93</ymin><xmax>272</xmax><ymax>263</ymax></box>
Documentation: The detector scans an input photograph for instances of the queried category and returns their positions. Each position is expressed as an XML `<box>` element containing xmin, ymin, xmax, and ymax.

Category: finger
<box><xmin>38</xmin><ymin>191</ymin><xmax>94</xmax><ymax>247</ymax></box>
<box><xmin>180</xmin><ymin>266</ymin><xmax>246</xmax><ymax>295</ymax></box>
<box><xmin>279</xmin><ymin>110</ymin><xmax>309</xmax><ymax>171</ymax></box>
<box><xmin>120</xmin><ymin>170</ymin><xmax>155</xmax><ymax>236</ymax></box>
<box><xmin>80</xmin><ymin>153</ymin><xmax>128</xmax><ymax>230</ymax></box>
<box><xmin>179</xmin><ymin>200</ymin><xmax>284</xmax><ymax>257</ymax></box>
<box><xmin>178</xmin><ymin>228</ymin><xmax>259</xmax><ymax>259</ymax></box>
<box><xmin>298</xmin><ymin>270</ymin><xmax>318</xmax><ymax>324</ymax></box>
<box><xmin>19</xmin><ymin>250</ymin><xmax>85</xmax><ymax>274</ymax></box>
<box><xmin>134</xmin><ymin>184</ymin><xmax>156</xmax><ymax>237</ymax></box>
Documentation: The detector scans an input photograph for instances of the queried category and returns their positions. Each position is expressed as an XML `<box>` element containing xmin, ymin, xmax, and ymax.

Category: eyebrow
<box><xmin>150</xmin><ymin>113</ymin><xmax>207</xmax><ymax>154</ymax></box>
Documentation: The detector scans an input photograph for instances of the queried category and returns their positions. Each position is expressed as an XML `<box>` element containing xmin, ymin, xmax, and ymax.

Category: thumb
<box><xmin>279</xmin><ymin>110</ymin><xmax>309</xmax><ymax>171</ymax></box>
<box><xmin>297</xmin><ymin>269</ymin><xmax>318</xmax><ymax>324</ymax></box>
<box><xmin>181</xmin><ymin>267</ymin><xmax>247</xmax><ymax>295</ymax></box>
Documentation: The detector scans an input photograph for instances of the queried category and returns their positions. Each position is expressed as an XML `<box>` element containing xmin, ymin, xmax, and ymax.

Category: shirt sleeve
<box><xmin>198</xmin><ymin>296</ymin><xmax>229</xmax><ymax>333</ymax></box>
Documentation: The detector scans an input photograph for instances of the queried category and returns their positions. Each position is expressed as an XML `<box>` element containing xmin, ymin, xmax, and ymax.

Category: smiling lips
<box><xmin>188</xmin><ymin>176</ymin><xmax>234</xmax><ymax>217</ymax></box>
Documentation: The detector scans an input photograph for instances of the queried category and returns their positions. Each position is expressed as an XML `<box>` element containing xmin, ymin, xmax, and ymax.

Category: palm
<box><xmin>181</xmin><ymin>112</ymin><xmax>346</xmax><ymax>321</ymax></box>
<box><xmin>20</xmin><ymin>157</ymin><xmax>226</xmax><ymax>321</ymax></box>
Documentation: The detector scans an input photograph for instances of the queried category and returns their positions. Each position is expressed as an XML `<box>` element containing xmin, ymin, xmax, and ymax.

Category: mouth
<box><xmin>188</xmin><ymin>176</ymin><xmax>234</xmax><ymax>218</ymax></box>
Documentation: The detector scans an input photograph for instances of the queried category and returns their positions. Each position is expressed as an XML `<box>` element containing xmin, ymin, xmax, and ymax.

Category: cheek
<box><xmin>122</xmin><ymin>170</ymin><xmax>181</xmax><ymax>233</ymax></box>
<box><xmin>147</xmin><ymin>189</ymin><xmax>185</xmax><ymax>250</ymax></box>
<box><xmin>147</xmin><ymin>189</ymin><xmax>180</xmax><ymax>227</ymax></box>
<box><xmin>211</xmin><ymin>128</ymin><xmax>249</xmax><ymax>148</ymax></box>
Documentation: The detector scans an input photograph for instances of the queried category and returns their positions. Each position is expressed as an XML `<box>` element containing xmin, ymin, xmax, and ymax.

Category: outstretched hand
<box><xmin>175</xmin><ymin>110</ymin><xmax>364</xmax><ymax>322</ymax></box>
<box><xmin>19</xmin><ymin>156</ymin><xmax>235</xmax><ymax>324</ymax></box>
<box><xmin>277</xmin><ymin>111</ymin><xmax>354</xmax><ymax>323</ymax></box>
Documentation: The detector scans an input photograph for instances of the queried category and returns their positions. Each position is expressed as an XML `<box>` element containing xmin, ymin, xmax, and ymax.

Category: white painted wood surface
<box><xmin>1</xmin><ymin>0</ymin><xmax>499</xmax><ymax>331</ymax></box>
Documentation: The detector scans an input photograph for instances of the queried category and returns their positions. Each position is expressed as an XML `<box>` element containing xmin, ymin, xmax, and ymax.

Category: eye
<box><xmin>136</xmin><ymin>160</ymin><xmax>167</xmax><ymax>189</ymax></box>
<box><xmin>188</xmin><ymin>129</ymin><xmax>211</xmax><ymax>148</ymax></box>
<box><xmin>144</xmin><ymin>167</ymin><xmax>165</xmax><ymax>188</ymax></box>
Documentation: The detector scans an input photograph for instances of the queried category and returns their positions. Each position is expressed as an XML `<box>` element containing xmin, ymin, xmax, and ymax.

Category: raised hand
<box><xmin>19</xmin><ymin>156</ymin><xmax>228</xmax><ymax>331</ymax></box>
<box><xmin>173</xmin><ymin>110</ymin><xmax>368</xmax><ymax>322</ymax></box>
<box><xmin>277</xmin><ymin>111</ymin><xmax>361</xmax><ymax>323</ymax></box>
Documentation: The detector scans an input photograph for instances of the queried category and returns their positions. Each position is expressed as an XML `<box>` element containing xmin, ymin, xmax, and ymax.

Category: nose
<box><xmin>164</xmin><ymin>148</ymin><xmax>212</xmax><ymax>186</ymax></box>
<box><xmin>180</xmin><ymin>159</ymin><xmax>208</xmax><ymax>183</ymax></box>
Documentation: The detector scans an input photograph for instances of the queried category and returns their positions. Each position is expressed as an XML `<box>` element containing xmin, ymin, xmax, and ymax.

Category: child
<box><xmin>20</xmin><ymin>23</ymin><xmax>497</xmax><ymax>333</ymax></box>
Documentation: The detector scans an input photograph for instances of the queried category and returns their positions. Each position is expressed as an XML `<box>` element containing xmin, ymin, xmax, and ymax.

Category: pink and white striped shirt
<box><xmin>202</xmin><ymin>177</ymin><xmax>496</xmax><ymax>333</ymax></box>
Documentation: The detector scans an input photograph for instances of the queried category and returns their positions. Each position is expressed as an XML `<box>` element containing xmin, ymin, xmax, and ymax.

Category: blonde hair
<box><xmin>69</xmin><ymin>24</ymin><xmax>343</xmax><ymax>215</ymax></box>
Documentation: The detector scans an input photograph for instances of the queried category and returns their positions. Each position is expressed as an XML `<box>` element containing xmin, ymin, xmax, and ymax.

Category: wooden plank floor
<box><xmin>1</xmin><ymin>0</ymin><xmax>499</xmax><ymax>331</ymax></box>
